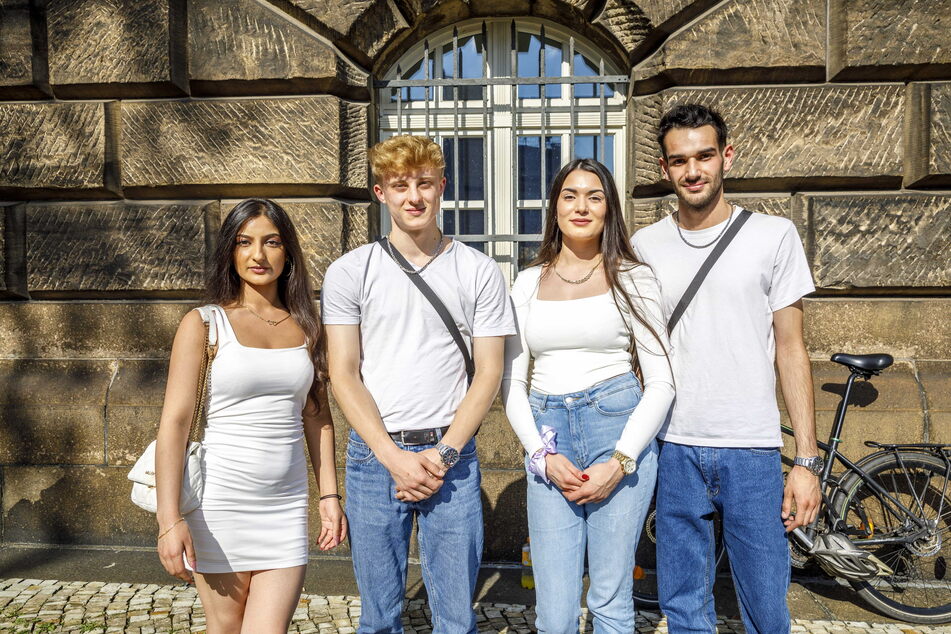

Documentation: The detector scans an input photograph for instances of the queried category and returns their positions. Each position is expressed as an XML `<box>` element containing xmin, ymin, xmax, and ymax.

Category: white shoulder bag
<box><xmin>128</xmin><ymin>305</ymin><xmax>219</xmax><ymax>514</ymax></box>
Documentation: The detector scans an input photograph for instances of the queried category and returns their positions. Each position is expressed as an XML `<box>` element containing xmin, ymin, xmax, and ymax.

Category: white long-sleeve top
<box><xmin>501</xmin><ymin>264</ymin><xmax>675</xmax><ymax>462</ymax></box>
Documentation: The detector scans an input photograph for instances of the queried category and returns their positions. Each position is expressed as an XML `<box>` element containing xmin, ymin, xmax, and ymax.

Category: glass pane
<box><xmin>517</xmin><ymin>32</ymin><xmax>562</xmax><ymax>99</ymax></box>
<box><xmin>518</xmin><ymin>242</ymin><xmax>540</xmax><ymax>270</ymax></box>
<box><xmin>442</xmin><ymin>34</ymin><xmax>484</xmax><ymax>101</ymax></box>
<box><xmin>442</xmin><ymin>209</ymin><xmax>484</xmax><ymax>235</ymax></box>
<box><xmin>443</xmin><ymin>137</ymin><xmax>485</xmax><ymax>201</ymax></box>
<box><xmin>517</xmin><ymin>136</ymin><xmax>562</xmax><ymax>200</ymax></box>
<box><xmin>396</xmin><ymin>56</ymin><xmax>434</xmax><ymax>102</ymax></box>
<box><xmin>574</xmin><ymin>134</ymin><xmax>615</xmax><ymax>173</ymax></box>
<box><xmin>572</xmin><ymin>52</ymin><xmax>615</xmax><ymax>99</ymax></box>
<box><xmin>461</xmin><ymin>240</ymin><xmax>487</xmax><ymax>254</ymax></box>
<box><xmin>518</xmin><ymin>208</ymin><xmax>543</xmax><ymax>235</ymax></box>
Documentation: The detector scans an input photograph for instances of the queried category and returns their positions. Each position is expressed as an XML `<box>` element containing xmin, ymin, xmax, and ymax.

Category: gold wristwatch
<box><xmin>612</xmin><ymin>450</ymin><xmax>637</xmax><ymax>475</ymax></box>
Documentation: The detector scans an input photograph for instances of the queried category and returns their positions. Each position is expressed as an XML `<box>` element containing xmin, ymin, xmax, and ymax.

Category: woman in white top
<box><xmin>502</xmin><ymin>159</ymin><xmax>674</xmax><ymax>633</ymax></box>
<box><xmin>155</xmin><ymin>199</ymin><xmax>347</xmax><ymax>633</ymax></box>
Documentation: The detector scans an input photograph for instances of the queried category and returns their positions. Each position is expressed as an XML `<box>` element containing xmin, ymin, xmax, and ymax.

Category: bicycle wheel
<box><xmin>631</xmin><ymin>496</ymin><xmax>725</xmax><ymax>608</ymax></box>
<box><xmin>833</xmin><ymin>450</ymin><xmax>951</xmax><ymax>624</ymax></box>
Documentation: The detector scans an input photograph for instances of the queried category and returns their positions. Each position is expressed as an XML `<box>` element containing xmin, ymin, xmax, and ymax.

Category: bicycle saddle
<box><xmin>831</xmin><ymin>353</ymin><xmax>893</xmax><ymax>372</ymax></box>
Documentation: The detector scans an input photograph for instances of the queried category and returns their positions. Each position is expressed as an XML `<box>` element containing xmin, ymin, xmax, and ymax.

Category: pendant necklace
<box><xmin>243</xmin><ymin>305</ymin><xmax>291</xmax><ymax>327</ymax></box>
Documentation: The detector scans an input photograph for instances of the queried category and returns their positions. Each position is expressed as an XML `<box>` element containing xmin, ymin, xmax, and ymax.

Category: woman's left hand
<box><xmin>565</xmin><ymin>459</ymin><xmax>625</xmax><ymax>505</ymax></box>
<box><xmin>317</xmin><ymin>497</ymin><xmax>348</xmax><ymax>550</ymax></box>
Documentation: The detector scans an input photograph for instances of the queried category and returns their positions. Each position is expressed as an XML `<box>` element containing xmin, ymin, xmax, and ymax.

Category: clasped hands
<box><xmin>546</xmin><ymin>453</ymin><xmax>624</xmax><ymax>504</ymax></box>
<box><xmin>382</xmin><ymin>446</ymin><xmax>448</xmax><ymax>502</ymax></box>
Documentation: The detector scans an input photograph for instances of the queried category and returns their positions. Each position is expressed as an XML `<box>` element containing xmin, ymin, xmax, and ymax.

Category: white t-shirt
<box><xmin>631</xmin><ymin>209</ymin><xmax>815</xmax><ymax>447</ymax></box>
<box><xmin>321</xmin><ymin>240</ymin><xmax>516</xmax><ymax>432</ymax></box>
<box><xmin>501</xmin><ymin>265</ymin><xmax>674</xmax><ymax>460</ymax></box>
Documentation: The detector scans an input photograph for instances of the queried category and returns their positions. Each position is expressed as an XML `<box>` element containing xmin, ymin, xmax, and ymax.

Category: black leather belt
<box><xmin>388</xmin><ymin>426</ymin><xmax>450</xmax><ymax>446</ymax></box>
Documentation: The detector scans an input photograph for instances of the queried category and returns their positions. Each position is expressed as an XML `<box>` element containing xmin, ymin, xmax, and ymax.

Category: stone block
<box><xmin>807</xmin><ymin>360</ymin><xmax>923</xmax><ymax>414</ymax></box>
<box><xmin>1</xmin><ymin>204</ymin><xmax>28</xmax><ymax>298</ymax></box>
<box><xmin>0</xmin><ymin>0</ymin><xmax>49</xmax><ymax>97</ymax></box>
<box><xmin>25</xmin><ymin>201</ymin><xmax>216</xmax><ymax>296</ymax></box>
<box><xmin>917</xmin><ymin>361</ymin><xmax>951</xmax><ymax>413</ymax></box>
<box><xmin>46</xmin><ymin>0</ymin><xmax>186</xmax><ymax>97</ymax></box>
<box><xmin>0</xmin><ymin>302</ymin><xmax>191</xmax><ymax>358</ymax></box>
<box><xmin>481</xmin><ymin>469</ymin><xmax>527</xmax><ymax>561</ymax></box>
<box><xmin>0</xmin><ymin>360</ymin><xmax>114</xmax><ymax>465</ymax></box>
<box><xmin>806</xmin><ymin>193</ymin><xmax>951</xmax><ymax>289</ymax></box>
<box><xmin>2</xmin><ymin>466</ymin><xmax>155</xmax><ymax>546</ymax></box>
<box><xmin>907</xmin><ymin>83</ymin><xmax>951</xmax><ymax>187</ymax></box>
<box><xmin>121</xmin><ymin>97</ymin><xmax>368</xmax><ymax>197</ymax></box>
<box><xmin>476</xmin><ymin>398</ymin><xmax>525</xmax><ymax>469</ymax></box>
<box><xmin>930</xmin><ymin>413</ymin><xmax>951</xmax><ymax>444</ymax></box>
<box><xmin>803</xmin><ymin>298</ymin><xmax>951</xmax><ymax>361</ymax></box>
<box><xmin>633</xmin><ymin>85</ymin><xmax>904</xmax><ymax>194</ymax></box>
<box><xmin>226</xmin><ymin>200</ymin><xmax>370</xmax><ymax>288</ymax></box>
<box><xmin>828</xmin><ymin>0</ymin><xmax>951</xmax><ymax>81</ymax></box>
<box><xmin>284</xmin><ymin>0</ymin><xmax>410</xmax><ymax>65</ymax></box>
<box><xmin>106</xmin><ymin>360</ymin><xmax>169</xmax><ymax>466</ymax></box>
<box><xmin>0</xmin><ymin>101</ymin><xmax>119</xmax><ymax>198</ymax></box>
<box><xmin>633</xmin><ymin>0</ymin><xmax>824</xmax><ymax>93</ymax></box>
<box><xmin>188</xmin><ymin>0</ymin><xmax>368</xmax><ymax>98</ymax></box>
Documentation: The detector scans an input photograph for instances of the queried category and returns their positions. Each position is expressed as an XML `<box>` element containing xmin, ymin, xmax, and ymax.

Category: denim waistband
<box><xmin>529</xmin><ymin>371</ymin><xmax>639</xmax><ymax>410</ymax></box>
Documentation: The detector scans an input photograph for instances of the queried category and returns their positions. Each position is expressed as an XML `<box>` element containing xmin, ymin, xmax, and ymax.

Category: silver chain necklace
<box><xmin>553</xmin><ymin>255</ymin><xmax>603</xmax><ymax>285</ymax></box>
<box><xmin>675</xmin><ymin>205</ymin><xmax>735</xmax><ymax>249</ymax></box>
<box><xmin>386</xmin><ymin>231</ymin><xmax>444</xmax><ymax>275</ymax></box>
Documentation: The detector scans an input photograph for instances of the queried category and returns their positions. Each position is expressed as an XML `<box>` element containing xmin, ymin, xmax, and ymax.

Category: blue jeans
<box><xmin>527</xmin><ymin>372</ymin><xmax>658</xmax><ymax>634</ymax></box>
<box><xmin>345</xmin><ymin>429</ymin><xmax>483</xmax><ymax>634</ymax></box>
<box><xmin>656</xmin><ymin>442</ymin><xmax>791</xmax><ymax>634</ymax></box>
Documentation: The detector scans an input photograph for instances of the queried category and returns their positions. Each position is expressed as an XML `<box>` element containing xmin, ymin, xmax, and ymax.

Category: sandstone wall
<box><xmin>1</xmin><ymin>0</ymin><xmax>948</xmax><ymax>563</ymax></box>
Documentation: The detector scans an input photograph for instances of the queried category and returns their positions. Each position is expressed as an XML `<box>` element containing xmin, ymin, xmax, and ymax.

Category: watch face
<box><xmin>438</xmin><ymin>444</ymin><xmax>459</xmax><ymax>467</ymax></box>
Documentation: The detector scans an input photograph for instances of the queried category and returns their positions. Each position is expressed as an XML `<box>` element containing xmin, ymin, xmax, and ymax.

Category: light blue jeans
<box><xmin>345</xmin><ymin>429</ymin><xmax>482</xmax><ymax>634</ymax></box>
<box><xmin>656</xmin><ymin>442</ymin><xmax>791</xmax><ymax>634</ymax></box>
<box><xmin>527</xmin><ymin>372</ymin><xmax>658</xmax><ymax>634</ymax></box>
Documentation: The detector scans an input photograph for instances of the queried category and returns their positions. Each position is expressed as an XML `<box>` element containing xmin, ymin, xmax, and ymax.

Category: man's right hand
<box><xmin>381</xmin><ymin>448</ymin><xmax>446</xmax><ymax>502</ymax></box>
<box><xmin>545</xmin><ymin>453</ymin><xmax>585</xmax><ymax>495</ymax></box>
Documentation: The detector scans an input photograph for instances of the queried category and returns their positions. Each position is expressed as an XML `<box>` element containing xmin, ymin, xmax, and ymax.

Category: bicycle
<box><xmin>632</xmin><ymin>352</ymin><xmax>951</xmax><ymax>624</ymax></box>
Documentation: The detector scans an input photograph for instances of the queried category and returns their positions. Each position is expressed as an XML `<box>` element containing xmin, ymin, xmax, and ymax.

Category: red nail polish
<box><xmin>581</xmin><ymin>474</ymin><xmax>590</xmax><ymax>481</ymax></box>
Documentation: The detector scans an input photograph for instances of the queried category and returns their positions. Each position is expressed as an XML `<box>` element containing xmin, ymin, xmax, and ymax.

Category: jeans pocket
<box><xmin>459</xmin><ymin>438</ymin><xmax>477</xmax><ymax>460</ymax></box>
<box><xmin>748</xmin><ymin>447</ymin><xmax>780</xmax><ymax>456</ymax></box>
<box><xmin>593</xmin><ymin>387</ymin><xmax>639</xmax><ymax>416</ymax></box>
<box><xmin>346</xmin><ymin>438</ymin><xmax>375</xmax><ymax>464</ymax></box>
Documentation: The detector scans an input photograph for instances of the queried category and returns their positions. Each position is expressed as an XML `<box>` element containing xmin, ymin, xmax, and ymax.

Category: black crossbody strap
<box><xmin>667</xmin><ymin>209</ymin><xmax>753</xmax><ymax>334</ymax></box>
<box><xmin>377</xmin><ymin>238</ymin><xmax>475</xmax><ymax>386</ymax></box>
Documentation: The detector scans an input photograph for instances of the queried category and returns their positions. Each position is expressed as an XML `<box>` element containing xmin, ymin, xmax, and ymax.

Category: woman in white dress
<box><xmin>502</xmin><ymin>159</ymin><xmax>674</xmax><ymax>632</ymax></box>
<box><xmin>155</xmin><ymin>198</ymin><xmax>347</xmax><ymax>633</ymax></box>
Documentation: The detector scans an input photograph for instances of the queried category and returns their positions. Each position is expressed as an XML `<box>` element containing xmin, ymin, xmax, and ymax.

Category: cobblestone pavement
<box><xmin>1</xmin><ymin>578</ymin><xmax>948</xmax><ymax>633</ymax></box>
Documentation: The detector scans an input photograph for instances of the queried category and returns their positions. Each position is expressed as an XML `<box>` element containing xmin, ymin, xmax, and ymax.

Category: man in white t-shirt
<box><xmin>632</xmin><ymin>104</ymin><xmax>821</xmax><ymax>633</ymax></box>
<box><xmin>322</xmin><ymin>135</ymin><xmax>515</xmax><ymax>634</ymax></box>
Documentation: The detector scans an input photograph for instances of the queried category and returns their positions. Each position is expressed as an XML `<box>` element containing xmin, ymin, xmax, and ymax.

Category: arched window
<box><xmin>376</xmin><ymin>19</ymin><xmax>628</xmax><ymax>280</ymax></box>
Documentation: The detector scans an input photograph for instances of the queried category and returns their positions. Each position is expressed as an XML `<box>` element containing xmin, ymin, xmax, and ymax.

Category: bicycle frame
<box><xmin>781</xmin><ymin>370</ymin><xmax>948</xmax><ymax>547</ymax></box>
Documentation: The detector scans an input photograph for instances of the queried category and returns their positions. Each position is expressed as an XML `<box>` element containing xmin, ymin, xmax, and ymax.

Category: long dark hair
<box><xmin>531</xmin><ymin>159</ymin><xmax>667</xmax><ymax>366</ymax></box>
<box><xmin>206</xmin><ymin>198</ymin><xmax>327</xmax><ymax>404</ymax></box>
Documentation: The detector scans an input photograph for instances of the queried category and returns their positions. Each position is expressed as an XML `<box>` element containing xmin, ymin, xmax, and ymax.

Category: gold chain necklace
<box><xmin>553</xmin><ymin>255</ymin><xmax>603</xmax><ymax>285</ymax></box>
<box><xmin>242</xmin><ymin>305</ymin><xmax>291</xmax><ymax>327</ymax></box>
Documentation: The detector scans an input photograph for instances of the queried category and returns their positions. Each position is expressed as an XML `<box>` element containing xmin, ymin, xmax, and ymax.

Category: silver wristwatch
<box><xmin>794</xmin><ymin>455</ymin><xmax>824</xmax><ymax>476</ymax></box>
<box><xmin>436</xmin><ymin>443</ymin><xmax>460</xmax><ymax>469</ymax></box>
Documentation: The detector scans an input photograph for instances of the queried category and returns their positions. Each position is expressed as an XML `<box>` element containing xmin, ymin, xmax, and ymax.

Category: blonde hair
<box><xmin>368</xmin><ymin>135</ymin><xmax>445</xmax><ymax>183</ymax></box>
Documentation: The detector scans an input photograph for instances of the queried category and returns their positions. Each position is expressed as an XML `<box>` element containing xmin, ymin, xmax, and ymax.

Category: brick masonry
<box><xmin>0</xmin><ymin>0</ymin><xmax>949</xmax><ymax>563</ymax></box>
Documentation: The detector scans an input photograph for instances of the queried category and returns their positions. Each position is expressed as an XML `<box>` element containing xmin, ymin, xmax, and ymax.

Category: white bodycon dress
<box><xmin>185</xmin><ymin>305</ymin><xmax>314</xmax><ymax>573</ymax></box>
